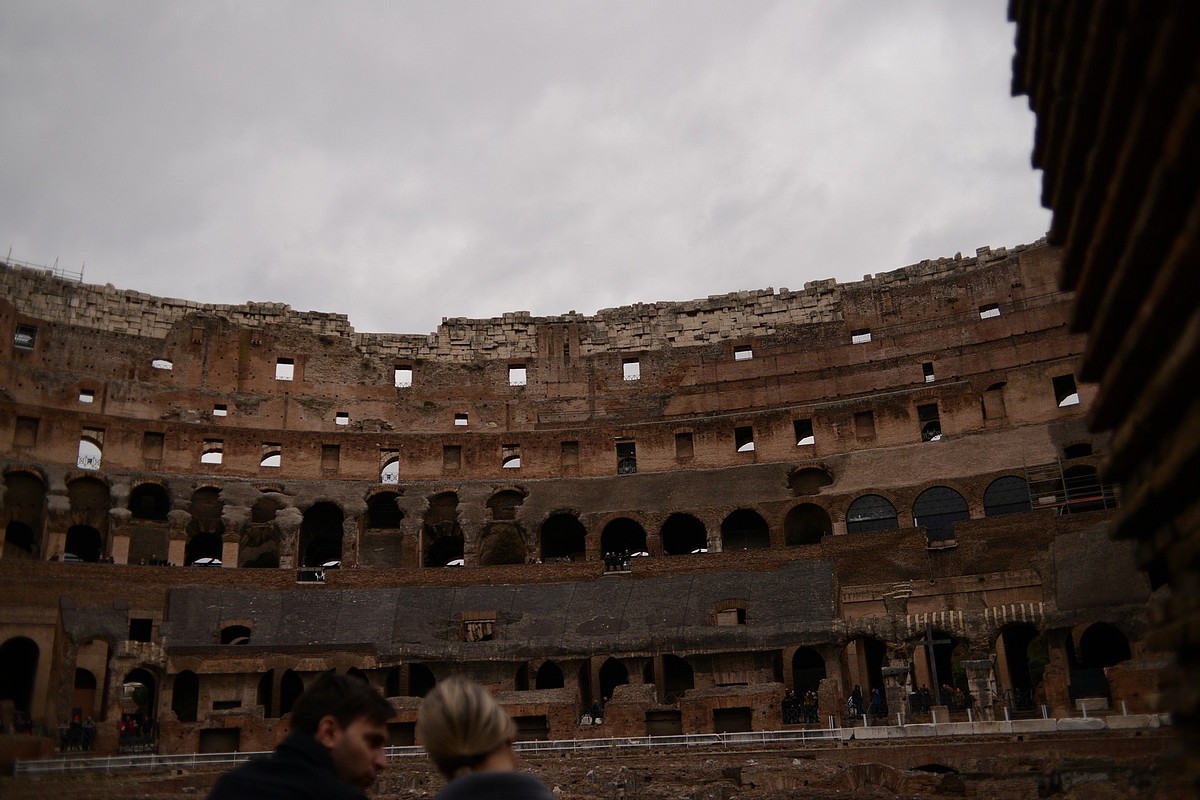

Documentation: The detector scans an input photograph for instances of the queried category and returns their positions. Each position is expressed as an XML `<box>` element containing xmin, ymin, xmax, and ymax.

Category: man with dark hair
<box><xmin>207</xmin><ymin>672</ymin><xmax>395</xmax><ymax>799</ymax></box>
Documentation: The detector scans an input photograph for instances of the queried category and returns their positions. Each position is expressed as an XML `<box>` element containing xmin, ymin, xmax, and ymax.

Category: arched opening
<box><xmin>844</xmin><ymin>636</ymin><xmax>886</xmax><ymax>700</ymax></box>
<box><xmin>910</xmin><ymin>630</ymin><xmax>966</xmax><ymax>707</ymax></box>
<box><xmin>792</xmin><ymin>647</ymin><xmax>826</xmax><ymax>694</ymax></box>
<box><xmin>279</xmin><ymin>670</ymin><xmax>304</xmax><ymax>715</ymax></box>
<box><xmin>366</xmin><ymin>492</ymin><xmax>403</xmax><ymax>529</ymax></box>
<box><xmin>912</xmin><ymin>487</ymin><xmax>969</xmax><ymax>543</ymax></box>
<box><xmin>72</xmin><ymin>668</ymin><xmax>97</xmax><ymax>720</ymax></box>
<box><xmin>600</xmin><ymin>518</ymin><xmax>647</xmax><ymax>556</ymax></box>
<box><xmin>535</xmin><ymin>661</ymin><xmax>564</xmax><ymax>690</ymax></box>
<box><xmin>661</xmin><ymin>513</ymin><xmax>707</xmax><ymax>556</ymax></box>
<box><xmin>487</xmin><ymin>490</ymin><xmax>526</xmax><ymax>521</ymax></box>
<box><xmin>120</xmin><ymin>668</ymin><xmax>158</xmax><ymax>744</ymax></box>
<box><xmin>241</xmin><ymin>493</ymin><xmax>281</xmax><ymax>568</ymax></box>
<box><xmin>220</xmin><ymin>625</ymin><xmax>252</xmax><ymax>645</ymax></box>
<box><xmin>185</xmin><ymin>532</ymin><xmax>222</xmax><ymax>566</ymax></box>
<box><xmin>984</xmin><ymin>476</ymin><xmax>1032</xmax><ymax>517</ymax></box>
<box><xmin>720</xmin><ymin>509</ymin><xmax>770</xmax><ymax>550</ymax></box>
<box><xmin>300</xmin><ymin>502</ymin><xmax>344</xmax><ymax>567</ymax></box>
<box><xmin>539</xmin><ymin>513</ymin><xmax>586</xmax><ymax>562</ymax></box>
<box><xmin>4</xmin><ymin>470</ymin><xmax>46</xmax><ymax>559</ymax></box>
<box><xmin>129</xmin><ymin>484</ymin><xmax>170</xmax><ymax>520</ymax></box>
<box><xmin>787</xmin><ymin>467</ymin><xmax>833</xmax><ymax>496</ymax></box>
<box><xmin>5</xmin><ymin>521</ymin><xmax>37</xmax><ymax>558</ymax></box>
<box><xmin>599</xmin><ymin>658</ymin><xmax>628</xmax><ymax>703</ymax></box>
<box><xmin>514</xmin><ymin>663</ymin><xmax>530</xmax><ymax>691</ymax></box>
<box><xmin>998</xmin><ymin>624</ymin><xmax>1045</xmax><ymax>712</ymax></box>
<box><xmin>380</xmin><ymin>456</ymin><xmax>400</xmax><ymax>485</ymax></box>
<box><xmin>409</xmin><ymin>664</ymin><xmax>436</xmax><ymax>698</ymax></box>
<box><xmin>846</xmin><ymin>494</ymin><xmax>898</xmax><ymax>533</ymax></box>
<box><xmin>346</xmin><ymin>668</ymin><xmax>369</xmax><ymax>685</ymax></box>
<box><xmin>480</xmin><ymin>521</ymin><xmax>527</xmax><ymax>565</ymax></box>
<box><xmin>424</xmin><ymin>493</ymin><xmax>463</xmax><ymax>567</ymax></box>
<box><xmin>0</xmin><ymin>637</ymin><xmax>39</xmax><ymax>719</ymax></box>
<box><xmin>258</xmin><ymin>670</ymin><xmax>275</xmax><ymax>717</ymax></box>
<box><xmin>662</xmin><ymin>655</ymin><xmax>694</xmax><ymax>701</ymax></box>
<box><xmin>172</xmin><ymin>671</ymin><xmax>199</xmax><ymax>722</ymax></box>
<box><xmin>1078</xmin><ymin>622</ymin><xmax>1131</xmax><ymax>667</ymax></box>
<box><xmin>65</xmin><ymin>525</ymin><xmax>102</xmax><ymax>562</ymax></box>
<box><xmin>783</xmin><ymin>504</ymin><xmax>831</xmax><ymax>546</ymax></box>
<box><xmin>1063</xmin><ymin>465</ymin><xmax>1117</xmax><ymax>514</ymax></box>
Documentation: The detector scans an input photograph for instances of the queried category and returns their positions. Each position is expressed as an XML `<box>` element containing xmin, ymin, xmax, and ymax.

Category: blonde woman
<box><xmin>417</xmin><ymin>676</ymin><xmax>554</xmax><ymax>799</ymax></box>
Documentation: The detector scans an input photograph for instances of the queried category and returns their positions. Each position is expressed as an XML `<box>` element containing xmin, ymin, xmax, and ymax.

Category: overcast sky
<box><xmin>2</xmin><ymin>1</ymin><xmax>1048</xmax><ymax>335</ymax></box>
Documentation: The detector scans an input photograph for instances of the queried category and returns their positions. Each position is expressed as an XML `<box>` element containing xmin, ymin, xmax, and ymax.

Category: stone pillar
<box><xmin>1040</xmin><ymin>630</ymin><xmax>1073</xmax><ymax>717</ymax></box>
<box><xmin>962</xmin><ymin>657</ymin><xmax>997</xmax><ymax>720</ymax></box>
<box><xmin>45</xmin><ymin>482</ymin><xmax>70</xmax><ymax>559</ymax></box>
<box><xmin>167</xmin><ymin>509</ymin><xmax>190</xmax><ymax>566</ymax></box>
<box><xmin>882</xmin><ymin>665</ymin><xmax>911</xmax><ymax>722</ymax></box>
<box><xmin>108</xmin><ymin>507</ymin><xmax>131</xmax><ymax>564</ymax></box>
<box><xmin>276</xmin><ymin>507</ymin><xmax>303</xmax><ymax>570</ymax></box>
<box><xmin>221</xmin><ymin>506</ymin><xmax>249</xmax><ymax>568</ymax></box>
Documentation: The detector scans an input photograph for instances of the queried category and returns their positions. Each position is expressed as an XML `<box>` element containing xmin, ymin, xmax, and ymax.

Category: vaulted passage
<box><xmin>539</xmin><ymin>513</ymin><xmax>586</xmax><ymax>561</ymax></box>
<box><xmin>300</xmin><ymin>502</ymin><xmax>344</xmax><ymax>567</ymax></box>
<box><xmin>601</xmin><ymin>518</ymin><xmax>646</xmax><ymax>555</ymax></box>
<box><xmin>661</xmin><ymin>513</ymin><xmax>706</xmax><ymax>555</ymax></box>
<box><xmin>0</xmin><ymin>636</ymin><xmax>39</xmax><ymax>715</ymax></box>
<box><xmin>721</xmin><ymin>509</ymin><xmax>769</xmax><ymax>550</ymax></box>
<box><xmin>424</xmin><ymin>493</ymin><xmax>463</xmax><ymax>567</ymax></box>
<box><xmin>784</xmin><ymin>503</ymin><xmax>831</xmax><ymax>545</ymax></box>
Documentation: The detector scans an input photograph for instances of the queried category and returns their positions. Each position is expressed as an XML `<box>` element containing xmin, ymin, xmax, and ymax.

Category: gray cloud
<box><xmin>1</xmin><ymin>0</ymin><xmax>1048</xmax><ymax>334</ymax></box>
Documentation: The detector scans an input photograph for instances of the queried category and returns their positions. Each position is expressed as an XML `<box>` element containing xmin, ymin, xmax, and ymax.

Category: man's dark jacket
<box><xmin>435</xmin><ymin>771</ymin><xmax>555</xmax><ymax>800</ymax></box>
<box><xmin>206</xmin><ymin>732</ymin><xmax>367</xmax><ymax>800</ymax></box>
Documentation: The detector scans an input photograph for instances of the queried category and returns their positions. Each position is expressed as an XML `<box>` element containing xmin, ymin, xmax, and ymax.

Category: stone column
<box><xmin>961</xmin><ymin>657</ymin><xmax>997</xmax><ymax>720</ymax></box>
<box><xmin>882</xmin><ymin>665</ymin><xmax>911</xmax><ymax>722</ymax></box>
<box><xmin>45</xmin><ymin>485</ymin><xmax>70</xmax><ymax>560</ymax></box>
<box><xmin>108</xmin><ymin>507</ymin><xmax>132</xmax><ymax>564</ymax></box>
<box><xmin>167</xmin><ymin>509</ymin><xmax>190</xmax><ymax>566</ymax></box>
<box><xmin>276</xmin><ymin>507</ymin><xmax>303</xmax><ymax>570</ymax></box>
<box><xmin>221</xmin><ymin>506</ymin><xmax>249</xmax><ymax>568</ymax></box>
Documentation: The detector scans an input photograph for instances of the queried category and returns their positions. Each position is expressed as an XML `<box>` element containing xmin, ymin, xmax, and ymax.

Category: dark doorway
<box><xmin>783</xmin><ymin>504</ymin><xmax>831</xmax><ymax>546</ymax></box>
<box><xmin>539</xmin><ymin>513</ymin><xmax>586</xmax><ymax>561</ymax></box>
<box><xmin>661</xmin><ymin>513</ymin><xmax>706</xmax><ymax>556</ymax></box>
<box><xmin>599</xmin><ymin>658</ymin><xmax>628</xmax><ymax>703</ymax></box>
<box><xmin>0</xmin><ymin>637</ymin><xmax>39</xmax><ymax>715</ymax></box>
<box><xmin>721</xmin><ymin>509</ymin><xmax>770</xmax><ymax>550</ymax></box>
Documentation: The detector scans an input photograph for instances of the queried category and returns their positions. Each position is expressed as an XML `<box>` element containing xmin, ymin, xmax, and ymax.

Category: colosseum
<box><xmin>0</xmin><ymin>234</ymin><xmax>1167</xmax><ymax>769</ymax></box>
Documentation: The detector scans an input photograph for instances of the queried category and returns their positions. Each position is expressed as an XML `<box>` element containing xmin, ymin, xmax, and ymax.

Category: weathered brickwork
<box><xmin>0</xmin><ymin>241</ymin><xmax>1163</xmax><ymax>764</ymax></box>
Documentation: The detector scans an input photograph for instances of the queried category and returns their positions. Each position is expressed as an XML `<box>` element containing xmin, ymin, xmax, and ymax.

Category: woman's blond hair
<box><xmin>417</xmin><ymin>676</ymin><xmax>517</xmax><ymax>780</ymax></box>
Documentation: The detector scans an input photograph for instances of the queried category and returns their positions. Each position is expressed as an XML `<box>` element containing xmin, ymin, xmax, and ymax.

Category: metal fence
<box><xmin>15</xmin><ymin>728</ymin><xmax>839</xmax><ymax>776</ymax></box>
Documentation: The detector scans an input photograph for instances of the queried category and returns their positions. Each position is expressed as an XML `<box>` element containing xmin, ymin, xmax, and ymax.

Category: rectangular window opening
<box><xmin>142</xmin><ymin>432</ymin><xmax>164</xmax><ymax>462</ymax></box>
<box><xmin>461</xmin><ymin>612</ymin><xmax>496</xmax><ymax>642</ymax></box>
<box><xmin>335</xmin><ymin>411</ymin><xmax>349</xmax><ymax>426</ymax></box>
<box><xmin>560</xmin><ymin>441</ymin><xmax>579</xmax><ymax>468</ymax></box>
<box><xmin>854</xmin><ymin>411</ymin><xmax>875</xmax><ymax>439</ymax></box>
<box><xmin>851</xmin><ymin>329</ymin><xmax>872</xmax><ymax>345</ymax></box>
<box><xmin>983</xmin><ymin>383</ymin><xmax>1008</xmax><ymax>419</ymax></box>
<box><xmin>508</xmin><ymin>365</ymin><xmax>527</xmax><ymax>386</ymax></box>
<box><xmin>623</xmin><ymin>358</ymin><xmax>641</xmax><ymax>381</ymax></box>
<box><xmin>454</xmin><ymin>413</ymin><xmax>469</xmax><ymax>427</ymax></box>
<box><xmin>212</xmin><ymin>403</ymin><xmax>228</xmax><ymax>417</ymax></box>
<box><xmin>917</xmin><ymin>403</ymin><xmax>942</xmax><ymax>441</ymax></box>
<box><xmin>394</xmin><ymin>365</ymin><xmax>412</xmax><ymax>388</ymax></box>
<box><xmin>502</xmin><ymin>444</ymin><xmax>521</xmax><ymax>469</ymax></box>
<box><xmin>735</xmin><ymin>426</ymin><xmax>755</xmax><ymax>453</ymax></box>
<box><xmin>14</xmin><ymin>416</ymin><xmax>39</xmax><ymax>449</ymax></box>
<box><xmin>78</xmin><ymin>428</ymin><xmax>104</xmax><ymax>470</ymax></box>
<box><xmin>1053</xmin><ymin>374</ymin><xmax>1080</xmax><ymax>407</ymax></box>
<box><xmin>201</xmin><ymin>439</ymin><xmax>224</xmax><ymax>465</ymax></box>
<box><xmin>275</xmin><ymin>358</ymin><xmax>295</xmax><ymax>381</ymax></box>
<box><xmin>794</xmin><ymin>419</ymin><xmax>815</xmax><ymax>447</ymax></box>
<box><xmin>443</xmin><ymin>445</ymin><xmax>461</xmax><ymax>472</ymax></box>
<box><xmin>616</xmin><ymin>439</ymin><xmax>637</xmax><ymax>475</ymax></box>
<box><xmin>128</xmin><ymin>618</ymin><xmax>153</xmax><ymax>642</ymax></box>
<box><xmin>13</xmin><ymin>324</ymin><xmax>37</xmax><ymax>350</ymax></box>
<box><xmin>78</xmin><ymin>388</ymin><xmax>94</xmax><ymax>403</ymax></box>
<box><xmin>675</xmin><ymin>431</ymin><xmax>694</xmax><ymax>460</ymax></box>
<box><xmin>978</xmin><ymin>303</ymin><xmax>1001</xmax><ymax>319</ymax></box>
<box><xmin>381</xmin><ymin>450</ymin><xmax>400</xmax><ymax>483</ymax></box>
<box><xmin>260</xmin><ymin>443</ymin><xmax>282</xmax><ymax>468</ymax></box>
<box><xmin>321</xmin><ymin>444</ymin><xmax>340</xmax><ymax>472</ymax></box>
<box><xmin>734</xmin><ymin>345</ymin><xmax>753</xmax><ymax>361</ymax></box>
<box><xmin>922</xmin><ymin>362</ymin><xmax>935</xmax><ymax>383</ymax></box>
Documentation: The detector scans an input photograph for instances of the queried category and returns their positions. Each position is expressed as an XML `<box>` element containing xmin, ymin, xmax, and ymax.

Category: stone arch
<box><xmin>912</xmin><ymin>486</ymin><xmax>969</xmax><ymax>543</ymax></box>
<box><xmin>172</xmin><ymin>670</ymin><xmax>199</xmax><ymax>722</ymax></box>
<box><xmin>846</xmin><ymin>494</ymin><xmax>898</xmax><ymax>533</ymax></box>
<box><xmin>365</xmin><ymin>490</ymin><xmax>403</xmax><ymax>529</ymax></box>
<box><xmin>983</xmin><ymin>475</ymin><xmax>1032</xmax><ymax>517</ymax></box>
<box><xmin>409</xmin><ymin>664</ymin><xmax>436</xmax><ymax>697</ymax></box>
<box><xmin>996</xmin><ymin>623</ymin><xmax>1045</xmax><ymax>709</ymax></box>
<box><xmin>1077</xmin><ymin>621</ymin><xmax>1131</xmax><ymax>668</ymax></box>
<box><xmin>599</xmin><ymin>657</ymin><xmax>628</xmax><ymax>703</ymax></box>
<box><xmin>787</xmin><ymin>466</ymin><xmax>833</xmax><ymax>496</ymax></box>
<box><xmin>600</xmin><ymin>517</ymin><xmax>647</xmax><ymax>555</ymax></box>
<box><xmin>535</xmin><ymin>660</ymin><xmax>564</xmax><ymax>690</ymax></box>
<box><xmin>3</xmin><ymin>470</ymin><xmax>46</xmax><ymax>558</ymax></box>
<box><xmin>129</xmin><ymin>483</ymin><xmax>170</xmax><ymax>521</ymax></box>
<box><xmin>68</xmin><ymin>475</ymin><xmax>110</xmax><ymax>548</ymax></box>
<box><xmin>539</xmin><ymin>512</ymin><xmax>586</xmax><ymax>561</ymax></box>
<box><xmin>720</xmin><ymin>508</ymin><xmax>770</xmax><ymax>550</ymax></box>
<box><xmin>242</xmin><ymin>491</ymin><xmax>283</xmax><ymax>568</ymax></box>
<box><xmin>660</xmin><ymin>513</ymin><xmax>706</xmax><ymax>556</ymax></box>
<box><xmin>424</xmin><ymin>492</ymin><xmax>463</xmax><ymax>567</ymax></box>
<box><xmin>300</xmin><ymin>502</ymin><xmax>344</xmax><ymax>567</ymax></box>
<box><xmin>486</xmin><ymin>488</ymin><xmax>527</xmax><ymax>521</ymax></box>
<box><xmin>122</xmin><ymin>667</ymin><xmax>158</xmax><ymax>724</ymax></box>
<box><xmin>0</xmin><ymin>636</ymin><xmax>39</xmax><ymax>715</ymax></box>
<box><xmin>792</xmin><ymin>647</ymin><xmax>827</xmax><ymax>693</ymax></box>
<box><xmin>186</xmin><ymin>487</ymin><xmax>224</xmax><ymax>565</ymax></box>
<box><xmin>66</xmin><ymin>525</ymin><xmax>102</xmax><ymax>562</ymax></box>
<box><xmin>783</xmin><ymin>503</ymin><xmax>831</xmax><ymax>546</ymax></box>
<box><xmin>479</xmin><ymin>521</ymin><xmax>527</xmax><ymax>566</ymax></box>
<box><xmin>662</xmin><ymin>654</ymin><xmax>694</xmax><ymax>701</ymax></box>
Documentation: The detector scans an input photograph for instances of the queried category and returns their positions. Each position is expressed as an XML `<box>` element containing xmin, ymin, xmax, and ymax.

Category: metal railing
<box><xmin>15</xmin><ymin>728</ymin><xmax>840</xmax><ymax>776</ymax></box>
